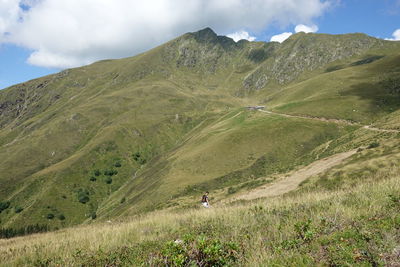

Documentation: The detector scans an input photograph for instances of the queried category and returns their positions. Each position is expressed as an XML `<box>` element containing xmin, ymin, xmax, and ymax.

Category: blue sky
<box><xmin>0</xmin><ymin>0</ymin><xmax>399</xmax><ymax>90</ymax></box>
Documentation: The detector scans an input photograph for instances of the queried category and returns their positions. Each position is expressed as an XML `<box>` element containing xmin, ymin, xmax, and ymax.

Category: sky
<box><xmin>0</xmin><ymin>0</ymin><xmax>399</xmax><ymax>89</ymax></box>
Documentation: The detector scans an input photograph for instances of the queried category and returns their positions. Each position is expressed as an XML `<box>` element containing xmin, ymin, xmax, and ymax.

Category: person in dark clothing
<box><xmin>201</xmin><ymin>191</ymin><xmax>210</xmax><ymax>208</ymax></box>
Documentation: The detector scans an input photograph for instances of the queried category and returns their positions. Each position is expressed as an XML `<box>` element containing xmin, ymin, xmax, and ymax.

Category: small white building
<box><xmin>246</xmin><ymin>105</ymin><xmax>265</xmax><ymax>110</ymax></box>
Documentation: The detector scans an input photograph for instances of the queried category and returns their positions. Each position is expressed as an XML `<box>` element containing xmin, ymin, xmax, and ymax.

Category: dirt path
<box><xmin>220</xmin><ymin>109</ymin><xmax>398</xmax><ymax>202</ymax></box>
<box><xmin>259</xmin><ymin>110</ymin><xmax>400</xmax><ymax>133</ymax></box>
<box><xmin>232</xmin><ymin>149</ymin><xmax>357</xmax><ymax>201</ymax></box>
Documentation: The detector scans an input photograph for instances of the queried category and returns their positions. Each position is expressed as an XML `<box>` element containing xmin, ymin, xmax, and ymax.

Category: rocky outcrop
<box><xmin>241</xmin><ymin>33</ymin><xmax>384</xmax><ymax>93</ymax></box>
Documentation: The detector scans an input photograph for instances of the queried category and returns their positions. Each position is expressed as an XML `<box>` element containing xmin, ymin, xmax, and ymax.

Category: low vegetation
<box><xmin>0</xmin><ymin>167</ymin><xmax>398</xmax><ymax>266</ymax></box>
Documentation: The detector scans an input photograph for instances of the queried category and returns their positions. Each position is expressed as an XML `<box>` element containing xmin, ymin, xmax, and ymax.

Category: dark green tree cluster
<box><xmin>0</xmin><ymin>224</ymin><xmax>49</xmax><ymax>239</ymax></box>
<box><xmin>90</xmin><ymin>160</ymin><xmax>121</xmax><ymax>183</ymax></box>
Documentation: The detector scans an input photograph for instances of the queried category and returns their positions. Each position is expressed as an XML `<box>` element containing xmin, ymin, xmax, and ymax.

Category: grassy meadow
<box><xmin>0</xmin><ymin>165</ymin><xmax>399</xmax><ymax>266</ymax></box>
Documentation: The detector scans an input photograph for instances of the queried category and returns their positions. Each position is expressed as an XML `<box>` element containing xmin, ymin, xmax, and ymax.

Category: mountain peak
<box><xmin>189</xmin><ymin>27</ymin><xmax>218</xmax><ymax>42</ymax></box>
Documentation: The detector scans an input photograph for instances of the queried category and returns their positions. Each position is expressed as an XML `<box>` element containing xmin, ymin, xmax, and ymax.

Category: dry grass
<box><xmin>1</xmin><ymin>166</ymin><xmax>399</xmax><ymax>266</ymax></box>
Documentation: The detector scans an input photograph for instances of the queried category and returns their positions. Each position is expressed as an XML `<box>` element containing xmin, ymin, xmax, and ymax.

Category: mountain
<box><xmin>0</xmin><ymin>27</ymin><xmax>400</xmax><ymax>231</ymax></box>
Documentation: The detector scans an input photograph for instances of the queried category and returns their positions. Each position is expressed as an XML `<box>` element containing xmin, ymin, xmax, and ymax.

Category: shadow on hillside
<box><xmin>342</xmin><ymin>76</ymin><xmax>400</xmax><ymax>113</ymax></box>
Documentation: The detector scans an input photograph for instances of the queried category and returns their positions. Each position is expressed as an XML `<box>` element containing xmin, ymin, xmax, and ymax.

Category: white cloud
<box><xmin>295</xmin><ymin>24</ymin><xmax>319</xmax><ymax>33</ymax></box>
<box><xmin>0</xmin><ymin>0</ymin><xmax>330</xmax><ymax>68</ymax></box>
<box><xmin>385</xmin><ymin>29</ymin><xmax>400</xmax><ymax>41</ymax></box>
<box><xmin>227</xmin><ymin>31</ymin><xmax>256</xmax><ymax>42</ymax></box>
<box><xmin>270</xmin><ymin>32</ymin><xmax>293</xmax><ymax>43</ymax></box>
<box><xmin>0</xmin><ymin>0</ymin><xmax>21</xmax><ymax>42</ymax></box>
<box><xmin>270</xmin><ymin>23</ymin><xmax>319</xmax><ymax>43</ymax></box>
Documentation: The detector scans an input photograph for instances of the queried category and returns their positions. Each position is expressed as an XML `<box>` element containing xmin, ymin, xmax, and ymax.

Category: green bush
<box><xmin>114</xmin><ymin>162</ymin><xmax>122</xmax><ymax>168</ymax></box>
<box><xmin>91</xmin><ymin>212</ymin><xmax>97</xmax><ymax>219</ymax></box>
<box><xmin>367</xmin><ymin>142</ymin><xmax>380</xmax><ymax>149</ymax></box>
<box><xmin>77</xmin><ymin>189</ymin><xmax>90</xmax><ymax>204</ymax></box>
<box><xmin>58</xmin><ymin>214</ymin><xmax>66</xmax><ymax>220</ymax></box>
<box><xmin>89</xmin><ymin>176</ymin><xmax>97</xmax><ymax>182</ymax></box>
<box><xmin>47</xmin><ymin>213</ymin><xmax>55</xmax><ymax>219</ymax></box>
<box><xmin>14</xmin><ymin>207</ymin><xmax>23</xmax><ymax>213</ymax></box>
<box><xmin>94</xmin><ymin>170</ymin><xmax>101</xmax><ymax>176</ymax></box>
<box><xmin>105</xmin><ymin>177</ymin><xmax>113</xmax><ymax>184</ymax></box>
<box><xmin>120</xmin><ymin>197</ymin><xmax>126</xmax><ymax>204</ymax></box>
<box><xmin>227</xmin><ymin>186</ymin><xmax>238</xmax><ymax>194</ymax></box>
<box><xmin>78</xmin><ymin>195</ymin><xmax>89</xmax><ymax>204</ymax></box>
<box><xmin>156</xmin><ymin>235</ymin><xmax>240</xmax><ymax>266</ymax></box>
<box><xmin>133</xmin><ymin>152</ymin><xmax>147</xmax><ymax>165</ymax></box>
<box><xmin>0</xmin><ymin>201</ymin><xmax>10</xmax><ymax>213</ymax></box>
<box><xmin>104</xmin><ymin>169</ymin><xmax>118</xmax><ymax>176</ymax></box>
<box><xmin>388</xmin><ymin>194</ymin><xmax>400</xmax><ymax>208</ymax></box>
<box><xmin>294</xmin><ymin>219</ymin><xmax>315</xmax><ymax>242</ymax></box>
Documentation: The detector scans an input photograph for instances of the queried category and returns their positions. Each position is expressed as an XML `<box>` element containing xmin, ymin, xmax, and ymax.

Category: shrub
<box><xmin>227</xmin><ymin>187</ymin><xmax>238</xmax><ymax>195</ymax></box>
<box><xmin>133</xmin><ymin>152</ymin><xmax>147</xmax><ymax>165</ymax></box>
<box><xmin>89</xmin><ymin>176</ymin><xmax>97</xmax><ymax>182</ymax></box>
<box><xmin>94</xmin><ymin>169</ymin><xmax>101</xmax><ymax>176</ymax></box>
<box><xmin>388</xmin><ymin>194</ymin><xmax>400</xmax><ymax>208</ymax></box>
<box><xmin>47</xmin><ymin>213</ymin><xmax>55</xmax><ymax>219</ymax></box>
<box><xmin>294</xmin><ymin>219</ymin><xmax>315</xmax><ymax>242</ymax></box>
<box><xmin>78</xmin><ymin>195</ymin><xmax>90</xmax><ymax>204</ymax></box>
<box><xmin>91</xmin><ymin>212</ymin><xmax>97</xmax><ymax>219</ymax></box>
<box><xmin>77</xmin><ymin>189</ymin><xmax>90</xmax><ymax>204</ymax></box>
<box><xmin>105</xmin><ymin>177</ymin><xmax>113</xmax><ymax>184</ymax></box>
<box><xmin>104</xmin><ymin>169</ymin><xmax>118</xmax><ymax>176</ymax></box>
<box><xmin>14</xmin><ymin>207</ymin><xmax>23</xmax><ymax>213</ymax></box>
<box><xmin>367</xmin><ymin>142</ymin><xmax>380</xmax><ymax>149</ymax></box>
<box><xmin>132</xmin><ymin>152</ymin><xmax>141</xmax><ymax>161</ymax></box>
<box><xmin>155</xmin><ymin>235</ymin><xmax>240</xmax><ymax>266</ymax></box>
<box><xmin>58</xmin><ymin>214</ymin><xmax>66</xmax><ymax>220</ymax></box>
<box><xmin>114</xmin><ymin>162</ymin><xmax>122</xmax><ymax>168</ymax></box>
<box><xmin>0</xmin><ymin>201</ymin><xmax>10</xmax><ymax>213</ymax></box>
<box><xmin>0</xmin><ymin>224</ymin><xmax>49</xmax><ymax>239</ymax></box>
<box><xmin>120</xmin><ymin>197</ymin><xmax>126</xmax><ymax>204</ymax></box>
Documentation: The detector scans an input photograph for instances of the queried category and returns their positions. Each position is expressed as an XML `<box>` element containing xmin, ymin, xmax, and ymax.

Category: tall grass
<box><xmin>1</xmin><ymin>166</ymin><xmax>399</xmax><ymax>266</ymax></box>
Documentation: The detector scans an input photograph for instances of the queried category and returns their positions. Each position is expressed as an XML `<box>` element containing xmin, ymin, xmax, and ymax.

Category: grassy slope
<box><xmin>98</xmin><ymin>110</ymin><xmax>355</xmax><ymax>218</ymax></box>
<box><xmin>264</xmin><ymin>48</ymin><xmax>400</xmax><ymax>123</ymax></box>
<box><xmin>1</xmin><ymin>166</ymin><xmax>399</xmax><ymax>266</ymax></box>
<box><xmin>0</xmin><ymin>29</ymin><xmax>399</xmax><ymax>232</ymax></box>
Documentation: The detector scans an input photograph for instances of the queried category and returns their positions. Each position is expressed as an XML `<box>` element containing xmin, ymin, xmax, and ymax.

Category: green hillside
<box><xmin>0</xmin><ymin>27</ymin><xmax>399</xmax><ymax>235</ymax></box>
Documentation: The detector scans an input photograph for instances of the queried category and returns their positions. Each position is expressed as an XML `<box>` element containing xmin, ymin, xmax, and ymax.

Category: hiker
<box><xmin>201</xmin><ymin>191</ymin><xmax>210</xmax><ymax>208</ymax></box>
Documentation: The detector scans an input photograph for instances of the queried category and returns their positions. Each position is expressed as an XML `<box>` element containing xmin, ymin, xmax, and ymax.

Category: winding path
<box><xmin>233</xmin><ymin>149</ymin><xmax>357</xmax><ymax>201</ymax></box>
<box><xmin>258</xmin><ymin>109</ymin><xmax>400</xmax><ymax>133</ymax></box>
<box><xmin>225</xmin><ymin>108</ymin><xmax>399</xmax><ymax>202</ymax></box>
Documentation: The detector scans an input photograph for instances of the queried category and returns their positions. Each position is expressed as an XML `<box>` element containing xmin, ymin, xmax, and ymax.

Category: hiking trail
<box><xmin>259</xmin><ymin>110</ymin><xmax>400</xmax><ymax>133</ymax></box>
<box><xmin>230</xmin><ymin>149</ymin><xmax>357</xmax><ymax>201</ymax></box>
